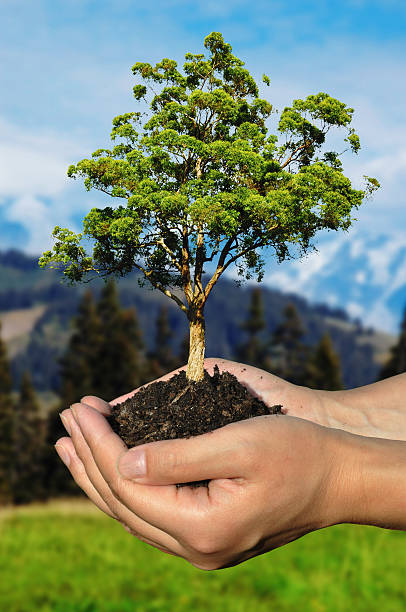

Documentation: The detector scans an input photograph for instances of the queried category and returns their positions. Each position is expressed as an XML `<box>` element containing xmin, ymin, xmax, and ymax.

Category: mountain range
<box><xmin>0</xmin><ymin>248</ymin><xmax>397</xmax><ymax>393</ymax></box>
<box><xmin>263</xmin><ymin>229</ymin><xmax>406</xmax><ymax>334</ymax></box>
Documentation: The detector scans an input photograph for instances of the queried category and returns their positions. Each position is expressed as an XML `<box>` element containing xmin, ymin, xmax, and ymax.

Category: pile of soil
<box><xmin>108</xmin><ymin>366</ymin><xmax>283</xmax><ymax>486</ymax></box>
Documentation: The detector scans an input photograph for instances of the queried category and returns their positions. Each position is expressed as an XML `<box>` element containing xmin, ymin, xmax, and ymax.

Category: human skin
<box><xmin>55</xmin><ymin>359</ymin><xmax>406</xmax><ymax>570</ymax></box>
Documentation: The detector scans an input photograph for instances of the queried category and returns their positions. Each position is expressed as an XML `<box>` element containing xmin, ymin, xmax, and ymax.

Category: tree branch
<box><xmin>194</xmin><ymin>229</ymin><xmax>205</xmax><ymax>298</ymax></box>
<box><xmin>133</xmin><ymin>262</ymin><xmax>188</xmax><ymax>313</ymax></box>
<box><xmin>182</xmin><ymin>225</ymin><xmax>193</xmax><ymax>304</ymax></box>
<box><xmin>203</xmin><ymin>236</ymin><xmax>236</xmax><ymax>301</ymax></box>
<box><xmin>203</xmin><ymin>232</ymin><xmax>276</xmax><ymax>302</ymax></box>
<box><xmin>222</xmin><ymin>238</ymin><xmax>267</xmax><ymax>271</ymax></box>
<box><xmin>157</xmin><ymin>238</ymin><xmax>182</xmax><ymax>272</ymax></box>
<box><xmin>280</xmin><ymin>143</ymin><xmax>307</xmax><ymax>169</ymax></box>
<box><xmin>205</xmin><ymin>236</ymin><xmax>221</xmax><ymax>262</ymax></box>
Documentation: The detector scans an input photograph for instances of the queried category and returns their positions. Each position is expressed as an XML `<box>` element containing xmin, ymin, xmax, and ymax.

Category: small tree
<box><xmin>40</xmin><ymin>32</ymin><xmax>379</xmax><ymax>382</ymax></box>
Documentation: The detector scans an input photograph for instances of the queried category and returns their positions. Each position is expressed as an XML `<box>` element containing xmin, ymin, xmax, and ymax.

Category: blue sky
<box><xmin>0</xmin><ymin>0</ymin><xmax>405</xmax><ymax>329</ymax></box>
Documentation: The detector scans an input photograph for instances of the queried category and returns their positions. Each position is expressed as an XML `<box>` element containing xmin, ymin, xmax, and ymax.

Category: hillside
<box><xmin>0</xmin><ymin>249</ymin><xmax>396</xmax><ymax>391</ymax></box>
<box><xmin>263</xmin><ymin>229</ymin><xmax>406</xmax><ymax>334</ymax></box>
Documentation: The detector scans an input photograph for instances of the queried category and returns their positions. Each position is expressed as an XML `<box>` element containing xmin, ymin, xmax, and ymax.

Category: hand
<box><xmin>54</xmin><ymin>358</ymin><xmax>406</xmax><ymax>569</ymax></box>
<box><xmin>56</xmin><ymin>399</ymin><xmax>352</xmax><ymax>569</ymax></box>
<box><xmin>111</xmin><ymin>358</ymin><xmax>406</xmax><ymax>441</ymax></box>
<box><xmin>199</xmin><ymin>359</ymin><xmax>406</xmax><ymax>441</ymax></box>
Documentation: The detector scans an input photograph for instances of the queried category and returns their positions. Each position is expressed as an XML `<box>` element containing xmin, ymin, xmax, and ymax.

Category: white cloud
<box><xmin>0</xmin><ymin>116</ymin><xmax>87</xmax><ymax>198</ymax></box>
<box><xmin>262</xmin><ymin>235</ymin><xmax>345</xmax><ymax>299</ymax></box>
<box><xmin>355</xmin><ymin>270</ymin><xmax>366</xmax><ymax>284</ymax></box>
<box><xmin>346</xmin><ymin>302</ymin><xmax>364</xmax><ymax>319</ymax></box>
<box><xmin>4</xmin><ymin>195</ymin><xmax>55</xmax><ymax>254</ymax></box>
<box><xmin>0</xmin><ymin>116</ymin><xmax>100</xmax><ymax>253</ymax></box>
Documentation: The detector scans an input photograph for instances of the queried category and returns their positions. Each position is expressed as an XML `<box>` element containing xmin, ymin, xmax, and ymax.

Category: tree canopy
<box><xmin>40</xmin><ymin>31</ymin><xmax>379</xmax><ymax>380</ymax></box>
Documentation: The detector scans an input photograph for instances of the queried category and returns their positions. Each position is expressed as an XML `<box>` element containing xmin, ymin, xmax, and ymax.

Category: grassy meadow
<box><xmin>0</xmin><ymin>499</ymin><xmax>405</xmax><ymax>612</ymax></box>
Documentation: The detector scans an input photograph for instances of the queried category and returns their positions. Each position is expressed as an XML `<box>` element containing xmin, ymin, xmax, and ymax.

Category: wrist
<box><xmin>316</xmin><ymin>385</ymin><xmax>406</xmax><ymax>441</ymax></box>
<box><xmin>327</xmin><ymin>429</ymin><xmax>406</xmax><ymax>530</ymax></box>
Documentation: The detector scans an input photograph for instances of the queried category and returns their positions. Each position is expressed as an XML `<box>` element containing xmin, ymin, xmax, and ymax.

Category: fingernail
<box><xmin>118</xmin><ymin>449</ymin><xmax>147</xmax><ymax>480</ymax></box>
<box><xmin>60</xmin><ymin>413</ymin><xmax>71</xmax><ymax>435</ymax></box>
<box><xmin>55</xmin><ymin>444</ymin><xmax>71</xmax><ymax>467</ymax></box>
<box><xmin>70</xmin><ymin>404</ymin><xmax>81</xmax><ymax>425</ymax></box>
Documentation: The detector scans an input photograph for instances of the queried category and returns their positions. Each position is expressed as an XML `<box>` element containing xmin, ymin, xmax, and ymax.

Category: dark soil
<box><xmin>108</xmin><ymin>366</ymin><xmax>283</xmax><ymax>487</ymax></box>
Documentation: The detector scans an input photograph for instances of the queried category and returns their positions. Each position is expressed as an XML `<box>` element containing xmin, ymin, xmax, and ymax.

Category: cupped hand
<box><xmin>107</xmin><ymin>358</ymin><xmax>405</xmax><ymax>440</ymax></box>
<box><xmin>55</xmin><ymin>397</ymin><xmax>349</xmax><ymax>570</ymax></box>
<box><xmin>54</xmin><ymin>357</ymin><xmax>406</xmax><ymax>568</ymax></box>
<box><xmin>197</xmin><ymin>359</ymin><xmax>406</xmax><ymax>441</ymax></box>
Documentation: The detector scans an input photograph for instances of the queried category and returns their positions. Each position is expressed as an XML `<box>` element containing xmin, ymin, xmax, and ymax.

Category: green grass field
<box><xmin>0</xmin><ymin>499</ymin><xmax>405</xmax><ymax>612</ymax></box>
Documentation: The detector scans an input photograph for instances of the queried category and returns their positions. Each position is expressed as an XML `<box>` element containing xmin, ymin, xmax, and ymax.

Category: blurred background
<box><xmin>0</xmin><ymin>1</ymin><xmax>405</xmax><ymax>610</ymax></box>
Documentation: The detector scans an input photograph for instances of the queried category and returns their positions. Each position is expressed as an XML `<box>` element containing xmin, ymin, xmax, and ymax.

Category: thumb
<box><xmin>117</xmin><ymin>425</ymin><xmax>248</xmax><ymax>485</ymax></box>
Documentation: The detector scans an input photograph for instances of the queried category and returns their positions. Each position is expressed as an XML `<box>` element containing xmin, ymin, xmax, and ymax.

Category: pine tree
<box><xmin>59</xmin><ymin>290</ymin><xmax>104</xmax><ymax>407</ymax></box>
<box><xmin>147</xmin><ymin>306</ymin><xmax>180</xmax><ymax>380</ymax></box>
<box><xmin>45</xmin><ymin>282</ymin><xmax>146</xmax><ymax>497</ymax></box>
<box><xmin>0</xmin><ymin>323</ymin><xmax>14</xmax><ymax>504</ymax></box>
<box><xmin>117</xmin><ymin>307</ymin><xmax>146</xmax><ymax>388</ymax></box>
<box><xmin>306</xmin><ymin>333</ymin><xmax>344</xmax><ymax>390</ymax></box>
<box><xmin>269</xmin><ymin>303</ymin><xmax>308</xmax><ymax>384</ymax></box>
<box><xmin>45</xmin><ymin>290</ymin><xmax>103</xmax><ymax>498</ymax></box>
<box><xmin>236</xmin><ymin>288</ymin><xmax>267</xmax><ymax>368</ymax></box>
<box><xmin>95</xmin><ymin>280</ymin><xmax>145</xmax><ymax>400</ymax></box>
<box><xmin>12</xmin><ymin>372</ymin><xmax>46</xmax><ymax>504</ymax></box>
<box><xmin>379</xmin><ymin>307</ymin><xmax>406</xmax><ymax>379</ymax></box>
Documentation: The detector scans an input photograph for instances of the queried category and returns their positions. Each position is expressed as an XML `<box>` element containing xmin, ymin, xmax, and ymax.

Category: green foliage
<box><xmin>44</xmin><ymin>283</ymin><xmax>145</xmax><ymax>497</ymax></box>
<box><xmin>269</xmin><ymin>303</ymin><xmax>309</xmax><ymax>385</ymax></box>
<box><xmin>146</xmin><ymin>306</ymin><xmax>180</xmax><ymax>380</ymax></box>
<box><xmin>94</xmin><ymin>280</ymin><xmax>145</xmax><ymax>399</ymax></box>
<box><xmin>306</xmin><ymin>333</ymin><xmax>344</xmax><ymax>391</ymax></box>
<box><xmin>379</xmin><ymin>307</ymin><xmax>406</xmax><ymax>380</ymax></box>
<box><xmin>1</xmin><ymin>503</ymin><xmax>405</xmax><ymax>611</ymax></box>
<box><xmin>0</xmin><ymin>324</ymin><xmax>13</xmax><ymax>504</ymax></box>
<box><xmin>11</xmin><ymin>372</ymin><xmax>46</xmax><ymax>504</ymax></box>
<box><xmin>236</xmin><ymin>288</ymin><xmax>267</xmax><ymax>368</ymax></box>
<box><xmin>56</xmin><ymin>281</ymin><xmax>144</xmax><ymax>405</ymax></box>
<box><xmin>43</xmin><ymin>290</ymin><xmax>105</xmax><ymax>498</ymax></box>
<box><xmin>39</xmin><ymin>32</ymin><xmax>379</xmax><ymax>319</ymax></box>
<box><xmin>59</xmin><ymin>290</ymin><xmax>104</xmax><ymax>406</ymax></box>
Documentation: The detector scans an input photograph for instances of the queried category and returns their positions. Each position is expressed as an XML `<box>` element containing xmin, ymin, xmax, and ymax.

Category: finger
<box><xmin>117</xmin><ymin>418</ymin><xmax>263</xmax><ymax>485</ymax></box>
<box><xmin>65</xmin><ymin>407</ymin><xmax>184</xmax><ymax>549</ymax></box>
<box><xmin>80</xmin><ymin>396</ymin><xmax>112</xmax><ymax>415</ymax></box>
<box><xmin>58</xmin><ymin>415</ymin><xmax>125</xmax><ymax>516</ymax></box>
<box><xmin>70</xmin><ymin>403</ymin><xmax>191</xmax><ymax>534</ymax></box>
<box><xmin>56</xmin><ymin>437</ymin><xmax>182</xmax><ymax>557</ymax></box>
<box><xmin>55</xmin><ymin>437</ymin><xmax>117</xmax><ymax>519</ymax></box>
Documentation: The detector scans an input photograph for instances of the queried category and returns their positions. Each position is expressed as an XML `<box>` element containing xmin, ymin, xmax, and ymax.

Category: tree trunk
<box><xmin>186</xmin><ymin>306</ymin><xmax>205</xmax><ymax>382</ymax></box>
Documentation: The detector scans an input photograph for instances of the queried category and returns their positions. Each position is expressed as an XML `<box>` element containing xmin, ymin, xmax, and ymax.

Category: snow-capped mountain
<box><xmin>261</xmin><ymin>229</ymin><xmax>406</xmax><ymax>334</ymax></box>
